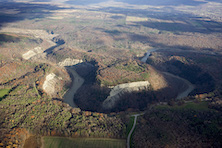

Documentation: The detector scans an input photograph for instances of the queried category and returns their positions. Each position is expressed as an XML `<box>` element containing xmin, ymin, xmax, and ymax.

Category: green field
<box><xmin>127</xmin><ymin>116</ymin><xmax>137</xmax><ymax>148</ymax></box>
<box><xmin>0</xmin><ymin>89</ymin><xmax>10</xmax><ymax>100</ymax></box>
<box><xmin>43</xmin><ymin>137</ymin><xmax>126</xmax><ymax>148</ymax></box>
<box><xmin>126</xmin><ymin>116</ymin><xmax>135</xmax><ymax>136</ymax></box>
<box><xmin>156</xmin><ymin>101</ymin><xmax>210</xmax><ymax>111</ymax></box>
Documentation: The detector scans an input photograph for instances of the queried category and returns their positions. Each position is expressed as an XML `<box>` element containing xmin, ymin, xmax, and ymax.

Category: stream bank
<box><xmin>141</xmin><ymin>49</ymin><xmax>195</xmax><ymax>100</ymax></box>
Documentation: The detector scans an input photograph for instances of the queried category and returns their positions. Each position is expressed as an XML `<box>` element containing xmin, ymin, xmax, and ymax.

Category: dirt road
<box><xmin>127</xmin><ymin>113</ymin><xmax>145</xmax><ymax>148</ymax></box>
<box><xmin>127</xmin><ymin>115</ymin><xmax>138</xmax><ymax>148</ymax></box>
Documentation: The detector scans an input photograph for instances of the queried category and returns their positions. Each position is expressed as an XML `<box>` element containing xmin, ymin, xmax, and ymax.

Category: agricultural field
<box><xmin>0</xmin><ymin>89</ymin><xmax>10</xmax><ymax>100</ymax></box>
<box><xmin>156</xmin><ymin>101</ymin><xmax>210</xmax><ymax>111</ymax></box>
<box><xmin>43</xmin><ymin>137</ymin><xmax>126</xmax><ymax>148</ymax></box>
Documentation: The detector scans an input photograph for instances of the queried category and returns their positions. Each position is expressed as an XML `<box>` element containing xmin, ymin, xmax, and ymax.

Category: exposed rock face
<box><xmin>43</xmin><ymin>73</ymin><xmax>58</xmax><ymax>96</ymax></box>
<box><xmin>0</xmin><ymin>27</ymin><xmax>58</xmax><ymax>61</ymax></box>
<box><xmin>22</xmin><ymin>47</ymin><xmax>44</xmax><ymax>60</ymax></box>
<box><xmin>58</xmin><ymin>58</ymin><xmax>83</xmax><ymax>67</ymax></box>
<box><xmin>102</xmin><ymin>81</ymin><xmax>150</xmax><ymax>109</ymax></box>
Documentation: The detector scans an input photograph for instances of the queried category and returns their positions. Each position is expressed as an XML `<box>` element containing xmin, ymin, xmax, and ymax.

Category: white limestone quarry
<box><xmin>43</xmin><ymin>73</ymin><xmax>58</xmax><ymax>95</ymax></box>
<box><xmin>22</xmin><ymin>50</ymin><xmax>36</xmax><ymax>60</ymax></box>
<box><xmin>58</xmin><ymin>58</ymin><xmax>83</xmax><ymax>67</ymax></box>
<box><xmin>102</xmin><ymin>81</ymin><xmax>150</xmax><ymax>109</ymax></box>
<box><xmin>0</xmin><ymin>27</ymin><xmax>58</xmax><ymax>60</ymax></box>
<box><xmin>22</xmin><ymin>47</ymin><xmax>44</xmax><ymax>60</ymax></box>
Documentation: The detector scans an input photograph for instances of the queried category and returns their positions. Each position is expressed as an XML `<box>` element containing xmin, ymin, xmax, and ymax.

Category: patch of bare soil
<box><xmin>24</xmin><ymin>136</ymin><xmax>41</xmax><ymax>148</ymax></box>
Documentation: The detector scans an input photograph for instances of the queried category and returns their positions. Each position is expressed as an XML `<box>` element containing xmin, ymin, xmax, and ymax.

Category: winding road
<box><xmin>127</xmin><ymin>113</ymin><xmax>145</xmax><ymax>148</ymax></box>
<box><xmin>127</xmin><ymin>115</ymin><xmax>138</xmax><ymax>148</ymax></box>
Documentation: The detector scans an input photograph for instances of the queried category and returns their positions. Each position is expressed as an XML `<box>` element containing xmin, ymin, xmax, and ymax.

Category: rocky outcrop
<box><xmin>22</xmin><ymin>47</ymin><xmax>44</xmax><ymax>60</ymax></box>
<box><xmin>43</xmin><ymin>73</ymin><xmax>58</xmax><ymax>96</ymax></box>
<box><xmin>0</xmin><ymin>27</ymin><xmax>58</xmax><ymax>61</ymax></box>
<box><xmin>102</xmin><ymin>81</ymin><xmax>150</xmax><ymax>109</ymax></box>
<box><xmin>58</xmin><ymin>58</ymin><xmax>83</xmax><ymax>67</ymax></box>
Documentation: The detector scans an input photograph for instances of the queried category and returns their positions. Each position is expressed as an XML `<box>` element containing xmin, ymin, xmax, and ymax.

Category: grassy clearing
<box><xmin>126</xmin><ymin>115</ymin><xmax>139</xmax><ymax>148</ymax></box>
<box><xmin>0</xmin><ymin>89</ymin><xmax>10</xmax><ymax>100</ymax></box>
<box><xmin>130</xmin><ymin>121</ymin><xmax>137</xmax><ymax>148</ymax></box>
<box><xmin>126</xmin><ymin>116</ymin><xmax>135</xmax><ymax>136</ymax></box>
<box><xmin>156</xmin><ymin>101</ymin><xmax>209</xmax><ymax>111</ymax></box>
<box><xmin>43</xmin><ymin>137</ymin><xmax>126</xmax><ymax>148</ymax></box>
<box><xmin>115</xmin><ymin>62</ymin><xmax>147</xmax><ymax>73</ymax></box>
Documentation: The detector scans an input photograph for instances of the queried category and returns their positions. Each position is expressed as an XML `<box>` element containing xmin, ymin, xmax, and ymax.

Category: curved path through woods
<box><xmin>127</xmin><ymin>113</ymin><xmax>145</xmax><ymax>148</ymax></box>
<box><xmin>63</xmin><ymin>67</ymin><xmax>84</xmax><ymax>108</ymax></box>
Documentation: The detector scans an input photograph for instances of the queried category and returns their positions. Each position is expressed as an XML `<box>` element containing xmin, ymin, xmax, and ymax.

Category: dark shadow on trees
<box><xmin>96</xmin><ymin>27</ymin><xmax>151</xmax><ymax>43</ymax></box>
<box><xmin>72</xmin><ymin>61</ymin><xmax>112</xmax><ymax>112</ymax></box>
<box><xmin>74</xmin><ymin>69</ymin><xmax>192</xmax><ymax>113</ymax></box>
<box><xmin>0</xmin><ymin>2</ymin><xmax>64</xmax><ymax>29</ymax></box>
<box><xmin>206</xmin><ymin>0</ymin><xmax>222</xmax><ymax>3</ymax></box>
<box><xmin>136</xmin><ymin>106</ymin><xmax>222</xmax><ymax>147</ymax></box>
<box><xmin>145</xmin><ymin>50</ymin><xmax>216</xmax><ymax>94</ymax></box>
<box><xmin>138</xmin><ymin>36</ymin><xmax>220</xmax><ymax>54</ymax></box>
<box><xmin>95</xmin><ymin>7</ymin><xmax>193</xmax><ymax>21</ymax></box>
<box><xmin>95</xmin><ymin>6</ymin><xmax>222</xmax><ymax>34</ymax></box>
<box><xmin>66</xmin><ymin>0</ymin><xmax>109</xmax><ymax>6</ymax></box>
<box><xmin>116</xmin><ymin>0</ymin><xmax>207</xmax><ymax>6</ymax></box>
<box><xmin>33</xmin><ymin>0</ymin><xmax>51</xmax><ymax>2</ymax></box>
<box><xmin>131</xmin><ymin>20</ymin><xmax>222</xmax><ymax>34</ymax></box>
<box><xmin>66</xmin><ymin>0</ymin><xmax>209</xmax><ymax>6</ymax></box>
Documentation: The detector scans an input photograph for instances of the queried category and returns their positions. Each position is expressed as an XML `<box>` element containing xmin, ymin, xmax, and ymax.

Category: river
<box><xmin>63</xmin><ymin>67</ymin><xmax>84</xmax><ymax>108</ymax></box>
<box><xmin>141</xmin><ymin>49</ymin><xmax>195</xmax><ymax>99</ymax></box>
<box><xmin>64</xmin><ymin>48</ymin><xmax>195</xmax><ymax>109</ymax></box>
<box><xmin>141</xmin><ymin>49</ymin><xmax>157</xmax><ymax>63</ymax></box>
<box><xmin>126</xmin><ymin>49</ymin><xmax>196</xmax><ymax>148</ymax></box>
